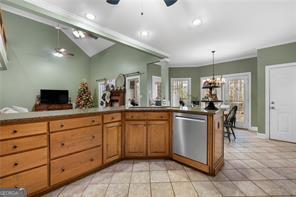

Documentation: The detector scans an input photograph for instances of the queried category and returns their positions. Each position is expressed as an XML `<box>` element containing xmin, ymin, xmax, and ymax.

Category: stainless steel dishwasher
<box><xmin>173</xmin><ymin>112</ymin><xmax>208</xmax><ymax>164</ymax></box>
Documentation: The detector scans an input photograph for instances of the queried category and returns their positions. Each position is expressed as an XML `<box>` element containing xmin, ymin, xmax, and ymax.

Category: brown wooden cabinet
<box><xmin>147</xmin><ymin>121</ymin><xmax>169</xmax><ymax>157</ymax></box>
<box><xmin>125</xmin><ymin>121</ymin><xmax>147</xmax><ymax>157</ymax></box>
<box><xmin>103</xmin><ymin>122</ymin><xmax>122</xmax><ymax>164</ymax></box>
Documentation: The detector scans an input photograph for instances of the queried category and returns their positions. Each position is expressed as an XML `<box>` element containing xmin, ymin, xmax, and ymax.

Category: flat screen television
<box><xmin>40</xmin><ymin>89</ymin><xmax>69</xmax><ymax>104</ymax></box>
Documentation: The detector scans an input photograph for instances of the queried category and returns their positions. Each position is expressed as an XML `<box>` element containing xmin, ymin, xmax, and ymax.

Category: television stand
<box><xmin>34</xmin><ymin>103</ymin><xmax>73</xmax><ymax>111</ymax></box>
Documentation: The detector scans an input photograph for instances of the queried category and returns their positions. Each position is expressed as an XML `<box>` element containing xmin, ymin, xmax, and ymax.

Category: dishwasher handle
<box><xmin>175</xmin><ymin>116</ymin><xmax>206</xmax><ymax>123</ymax></box>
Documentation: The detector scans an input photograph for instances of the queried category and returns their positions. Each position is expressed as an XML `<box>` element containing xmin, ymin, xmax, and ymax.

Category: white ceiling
<box><xmin>23</xmin><ymin>0</ymin><xmax>296</xmax><ymax>66</ymax></box>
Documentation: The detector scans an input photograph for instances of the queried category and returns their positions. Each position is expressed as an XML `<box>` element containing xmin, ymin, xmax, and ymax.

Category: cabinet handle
<box><xmin>12</xmin><ymin>145</ymin><xmax>18</xmax><ymax>149</ymax></box>
<box><xmin>218</xmin><ymin>122</ymin><xmax>220</xmax><ymax>129</ymax></box>
<box><xmin>13</xmin><ymin>162</ymin><xmax>19</xmax><ymax>167</ymax></box>
<box><xmin>12</xmin><ymin>129</ymin><xmax>18</xmax><ymax>134</ymax></box>
<box><xmin>131</xmin><ymin>116</ymin><xmax>134</xmax><ymax>118</ymax></box>
<box><xmin>61</xmin><ymin>168</ymin><xmax>65</xmax><ymax>172</ymax></box>
<box><xmin>60</xmin><ymin>141</ymin><xmax>65</xmax><ymax>146</ymax></box>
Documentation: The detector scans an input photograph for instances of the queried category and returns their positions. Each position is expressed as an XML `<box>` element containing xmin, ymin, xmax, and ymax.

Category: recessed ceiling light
<box><xmin>139</xmin><ymin>30</ymin><xmax>149</xmax><ymax>38</ymax></box>
<box><xmin>85</xmin><ymin>13</ymin><xmax>96</xmax><ymax>20</ymax></box>
<box><xmin>192</xmin><ymin>18</ymin><xmax>202</xmax><ymax>26</ymax></box>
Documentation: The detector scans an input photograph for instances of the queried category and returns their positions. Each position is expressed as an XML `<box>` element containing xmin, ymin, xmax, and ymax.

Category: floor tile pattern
<box><xmin>43</xmin><ymin>129</ymin><xmax>296</xmax><ymax>196</ymax></box>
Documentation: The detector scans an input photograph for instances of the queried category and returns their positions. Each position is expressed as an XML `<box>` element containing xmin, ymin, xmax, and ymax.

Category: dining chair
<box><xmin>224</xmin><ymin>105</ymin><xmax>238</xmax><ymax>142</ymax></box>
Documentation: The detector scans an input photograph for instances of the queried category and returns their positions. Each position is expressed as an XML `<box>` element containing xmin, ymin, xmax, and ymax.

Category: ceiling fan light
<box><xmin>163</xmin><ymin>0</ymin><xmax>177</xmax><ymax>7</ymax></box>
<box><xmin>78</xmin><ymin>31</ymin><xmax>86</xmax><ymax>38</ymax></box>
<box><xmin>72</xmin><ymin>30</ymin><xmax>80</xmax><ymax>38</ymax></box>
<box><xmin>53</xmin><ymin>51</ymin><xmax>63</xmax><ymax>57</ymax></box>
<box><xmin>106</xmin><ymin>0</ymin><xmax>120</xmax><ymax>5</ymax></box>
<box><xmin>59</xmin><ymin>48</ymin><xmax>66</xmax><ymax>52</ymax></box>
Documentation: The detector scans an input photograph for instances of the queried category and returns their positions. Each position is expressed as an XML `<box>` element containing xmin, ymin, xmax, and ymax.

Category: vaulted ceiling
<box><xmin>22</xmin><ymin>0</ymin><xmax>296</xmax><ymax>66</ymax></box>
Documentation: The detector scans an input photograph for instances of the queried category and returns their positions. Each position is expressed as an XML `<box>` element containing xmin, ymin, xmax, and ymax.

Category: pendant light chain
<box><xmin>212</xmin><ymin>50</ymin><xmax>215</xmax><ymax>80</ymax></box>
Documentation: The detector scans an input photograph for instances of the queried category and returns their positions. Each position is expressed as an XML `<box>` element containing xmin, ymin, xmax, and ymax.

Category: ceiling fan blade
<box><xmin>63</xmin><ymin>51</ymin><xmax>75</xmax><ymax>56</ymax></box>
<box><xmin>106</xmin><ymin>0</ymin><xmax>120</xmax><ymax>5</ymax></box>
<box><xmin>163</xmin><ymin>0</ymin><xmax>177</xmax><ymax>7</ymax></box>
<box><xmin>86</xmin><ymin>32</ymin><xmax>98</xmax><ymax>40</ymax></box>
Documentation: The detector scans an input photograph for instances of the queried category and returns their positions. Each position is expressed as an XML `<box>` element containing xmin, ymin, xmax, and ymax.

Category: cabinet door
<box><xmin>147</xmin><ymin>121</ymin><xmax>169</xmax><ymax>157</ymax></box>
<box><xmin>125</xmin><ymin>121</ymin><xmax>147</xmax><ymax>157</ymax></box>
<box><xmin>103</xmin><ymin>122</ymin><xmax>121</xmax><ymax>164</ymax></box>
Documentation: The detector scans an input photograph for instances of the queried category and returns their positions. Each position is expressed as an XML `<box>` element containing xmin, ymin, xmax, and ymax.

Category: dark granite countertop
<box><xmin>0</xmin><ymin>106</ymin><xmax>221</xmax><ymax>125</ymax></box>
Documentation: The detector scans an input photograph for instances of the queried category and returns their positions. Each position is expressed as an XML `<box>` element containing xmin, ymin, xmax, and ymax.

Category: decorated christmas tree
<box><xmin>76</xmin><ymin>81</ymin><xmax>94</xmax><ymax>109</ymax></box>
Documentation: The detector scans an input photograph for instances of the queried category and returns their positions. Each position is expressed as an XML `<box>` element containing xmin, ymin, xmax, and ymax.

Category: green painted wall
<box><xmin>169</xmin><ymin>57</ymin><xmax>258</xmax><ymax>126</ymax></box>
<box><xmin>89</xmin><ymin>44</ymin><xmax>160</xmax><ymax>106</ymax></box>
<box><xmin>0</xmin><ymin>12</ymin><xmax>90</xmax><ymax>110</ymax></box>
<box><xmin>257</xmin><ymin>42</ymin><xmax>296</xmax><ymax>133</ymax></box>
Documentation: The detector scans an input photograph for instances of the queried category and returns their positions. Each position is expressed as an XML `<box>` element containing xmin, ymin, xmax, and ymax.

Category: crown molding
<box><xmin>169</xmin><ymin>54</ymin><xmax>257</xmax><ymax>68</ymax></box>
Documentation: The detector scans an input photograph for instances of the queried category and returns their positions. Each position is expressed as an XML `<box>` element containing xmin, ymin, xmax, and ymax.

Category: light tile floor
<box><xmin>44</xmin><ymin>129</ymin><xmax>296</xmax><ymax>197</ymax></box>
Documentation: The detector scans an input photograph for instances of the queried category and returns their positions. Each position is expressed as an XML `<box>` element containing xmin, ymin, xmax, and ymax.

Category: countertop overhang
<box><xmin>0</xmin><ymin>106</ymin><xmax>222</xmax><ymax>125</ymax></box>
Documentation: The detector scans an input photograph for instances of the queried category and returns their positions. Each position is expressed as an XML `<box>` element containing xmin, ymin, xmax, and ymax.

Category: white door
<box><xmin>223</xmin><ymin>74</ymin><xmax>250</xmax><ymax>129</ymax></box>
<box><xmin>200</xmin><ymin>73</ymin><xmax>251</xmax><ymax>129</ymax></box>
<box><xmin>125</xmin><ymin>75</ymin><xmax>141</xmax><ymax>107</ymax></box>
<box><xmin>269</xmin><ymin>65</ymin><xmax>296</xmax><ymax>143</ymax></box>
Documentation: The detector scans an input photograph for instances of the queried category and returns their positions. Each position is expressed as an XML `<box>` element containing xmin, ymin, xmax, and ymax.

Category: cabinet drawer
<box><xmin>103</xmin><ymin>113</ymin><xmax>121</xmax><ymax>123</ymax></box>
<box><xmin>0</xmin><ymin>148</ymin><xmax>47</xmax><ymax>178</ymax></box>
<box><xmin>50</xmin><ymin>147</ymin><xmax>102</xmax><ymax>185</ymax></box>
<box><xmin>0</xmin><ymin>165</ymin><xmax>48</xmax><ymax>195</ymax></box>
<box><xmin>146</xmin><ymin>112</ymin><xmax>169</xmax><ymax>120</ymax></box>
<box><xmin>0</xmin><ymin>135</ymin><xmax>47</xmax><ymax>156</ymax></box>
<box><xmin>125</xmin><ymin>112</ymin><xmax>146</xmax><ymax>120</ymax></box>
<box><xmin>50</xmin><ymin>115</ymin><xmax>102</xmax><ymax>132</ymax></box>
<box><xmin>50</xmin><ymin>125</ymin><xmax>102</xmax><ymax>159</ymax></box>
<box><xmin>0</xmin><ymin>122</ymin><xmax>47</xmax><ymax>140</ymax></box>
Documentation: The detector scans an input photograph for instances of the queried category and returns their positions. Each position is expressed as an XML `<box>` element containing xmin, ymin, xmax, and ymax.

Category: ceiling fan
<box><xmin>53</xmin><ymin>26</ymin><xmax>74</xmax><ymax>57</ymax></box>
<box><xmin>106</xmin><ymin>0</ymin><xmax>178</xmax><ymax>7</ymax></box>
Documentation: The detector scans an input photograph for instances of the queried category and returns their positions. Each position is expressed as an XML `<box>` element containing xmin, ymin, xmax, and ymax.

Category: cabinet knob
<box><xmin>111</xmin><ymin>116</ymin><xmax>114</xmax><ymax>120</ymax></box>
<box><xmin>12</xmin><ymin>145</ymin><xmax>18</xmax><ymax>149</ymax></box>
<box><xmin>60</xmin><ymin>124</ymin><xmax>64</xmax><ymax>128</ymax></box>
<box><xmin>90</xmin><ymin>158</ymin><xmax>94</xmax><ymax>162</ymax></box>
<box><xmin>60</xmin><ymin>141</ymin><xmax>65</xmax><ymax>146</ymax></box>
<box><xmin>13</xmin><ymin>162</ymin><xmax>19</xmax><ymax>167</ymax></box>
<box><xmin>91</xmin><ymin>135</ymin><xmax>95</xmax><ymax>139</ymax></box>
<box><xmin>92</xmin><ymin>120</ymin><xmax>96</xmax><ymax>123</ymax></box>
<box><xmin>12</xmin><ymin>129</ymin><xmax>18</xmax><ymax>134</ymax></box>
<box><xmin>61</xmin><ymin>168</ymin><xmax>65</xmax><ymax>172</ymax></box>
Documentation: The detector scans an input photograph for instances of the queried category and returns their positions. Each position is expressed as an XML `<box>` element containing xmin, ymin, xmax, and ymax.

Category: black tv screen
<box><xmin>40</xmin><ymin>89</ymin><xmax>69</xmax><ymax>104</ymax></box>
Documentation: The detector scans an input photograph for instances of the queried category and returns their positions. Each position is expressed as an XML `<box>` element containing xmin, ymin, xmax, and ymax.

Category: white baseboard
<box><xmin>257</xmin><ymin>132</ymin><xmax>267</xmax><ymax>139</ymax></box>
<box><xmin>249</xmin><ymin>126</ymin><xmax>258</xmax><ymax>132</ymax></box>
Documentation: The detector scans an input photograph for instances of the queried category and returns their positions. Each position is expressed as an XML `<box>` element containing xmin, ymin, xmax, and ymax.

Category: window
<box><xmin>170</xmin><ymin>78</ymin><xmax>191</xmax><ymax>107</ymax></box>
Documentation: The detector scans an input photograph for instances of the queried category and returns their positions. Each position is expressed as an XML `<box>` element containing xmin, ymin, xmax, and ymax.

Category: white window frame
<box><xmin>170</xmin><ymin>78</ymin><xmax>191</xmax><ymax>107</ymax></box>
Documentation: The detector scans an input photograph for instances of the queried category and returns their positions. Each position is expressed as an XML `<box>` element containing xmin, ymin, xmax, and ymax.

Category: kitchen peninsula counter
<box><xmin>0</xmin><ymin>106</ymin><xmax>224</xmax><ymax>197</ymax></box>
